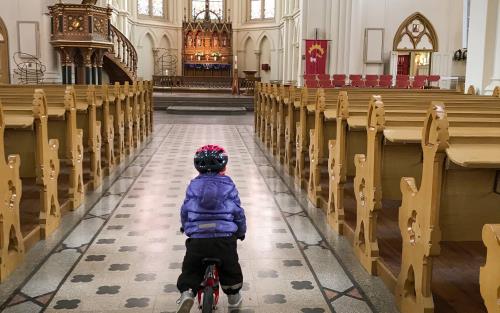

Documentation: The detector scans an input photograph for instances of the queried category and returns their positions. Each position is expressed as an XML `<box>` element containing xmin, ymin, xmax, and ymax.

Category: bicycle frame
<box><xmin>197</xmin><ymin>264</ymin><xmax>220</xmax><ymax>308</ymax></box>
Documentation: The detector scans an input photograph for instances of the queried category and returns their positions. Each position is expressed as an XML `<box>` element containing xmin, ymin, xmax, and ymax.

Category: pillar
<box><xmin>84</xmin><ymin>49</ymin><xmax>93</xmax><ymax>85</ymax></box>
<box><xmin>465</xmin><ymin>0</ymin><xmax>500</xmax><ymax>94</ymax></box>
<box><xmin>254</xmin><ymin>51</ymin><xmax>261</xmax><ymax>77</ymax></box>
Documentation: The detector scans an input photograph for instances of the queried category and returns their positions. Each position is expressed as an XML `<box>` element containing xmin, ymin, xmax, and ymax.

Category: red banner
<box><xmin>305</xmin><ymin>40</ymin><xmax>328</xmax><ymax>75</ymax></box>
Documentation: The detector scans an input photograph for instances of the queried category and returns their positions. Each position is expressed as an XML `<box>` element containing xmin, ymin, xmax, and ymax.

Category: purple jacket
<box><xmin>180</xmin><ymin>173</ymin><xmax>246</xmax><ymax>239</ymax></box>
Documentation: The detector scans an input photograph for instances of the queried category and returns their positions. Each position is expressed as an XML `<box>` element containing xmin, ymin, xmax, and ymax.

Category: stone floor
<box><xmin>0</xmin><ymin>112</ymin><xmax>398</xmax><ymax>313</ymax></box>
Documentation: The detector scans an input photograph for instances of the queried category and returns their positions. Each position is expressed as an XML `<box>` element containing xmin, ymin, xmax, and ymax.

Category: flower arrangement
<box><xmin>211</xmin><ymin>52</ymin><xmax>222</xmax><ymax>57</ymax></box>
<box><xmin>194</xmin><ymin>51</ymin><xmax>204</xmax><ymax>57</ymax></box>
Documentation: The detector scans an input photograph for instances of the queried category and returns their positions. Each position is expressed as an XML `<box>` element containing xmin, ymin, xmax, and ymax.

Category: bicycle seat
<box><xmin>202</xmin><ymin>258</ymin><xmax>221</xmax><ymax>266</ymax></box>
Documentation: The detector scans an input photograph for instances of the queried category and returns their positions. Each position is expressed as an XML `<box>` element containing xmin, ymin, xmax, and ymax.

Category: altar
<box><xmin>182</xmin><ymin>2</ymin><xmax>233</xmax><ymax>77</ymax></box>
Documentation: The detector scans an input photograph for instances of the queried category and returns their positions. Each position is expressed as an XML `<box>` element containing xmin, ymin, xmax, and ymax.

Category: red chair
<box><xmin>428</xmin><ymin>75</ymin><xmax>440</xmax><ymax>87</ymax></box>
<box><xmin>332</xmin><ymin>74</ymin><xmax>346</xmax><ymax>87</ymax></box>
<box><xmin>349</xmin><ymin>75</ymin><xmax>362</xmax><ymax>86</ymax></box>
<box><xmin>411</xmin><ymin>76</ymin><xmax>428</xmax><ymax>89</ymax></box>
<box><xmin>365</xmin><ymin>75</ymin><xmax>379</xmax><ymax>88</ymax></box>
<box><xmin>378</xmin><ymin>75</ymin><xmax>393</xmax><ymax>88</ymax></box>
<box><xmin>351</xmin><ymin>80</ymin><xmax>365</xmax><ymax>88</ymax></box>
<box><xmin>396</xmin><ymin>75</ymin><xmax>410</xmax><ymax>88</ymax></box>
<box><xmin>304</xmin><ymin>74</ymin><xmax>317</xmax><ymax>81</ymax></box>
<box><xmin>305</xmin><ymin>79</ymin><xmax>318</xmax><ymax>88</ymax></box>
<box><xmin>319</xmin><ymin>80</ymin><xmax>333</xmax><ymax>88</ymax></box>
<box><xmin>317</xmin><ymin>74</ymin><xmax>331</xmax><ymax>81</ymax></box>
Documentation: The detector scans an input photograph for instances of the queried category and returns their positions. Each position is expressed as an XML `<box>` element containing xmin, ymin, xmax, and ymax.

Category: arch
<box><xmin>138</xmin><ymin>30</ymin><xmax>157</xmax><ymax>48</ymax></box>
<box><xmin>0</xmin><ymin>17</ymin><xmax>9</xmax><ymax>84</ymax></box>
<box><xmin>393</xmin><ymin>12</ymin><xmax>439</xmax><ymax>51</ymax></box>
<box><xmin>256</xmin><ymin>31</ymin><xmax>275</xmax><ymax>50</ymax></box>
<box><xmin>159</xmin><ymin>34</ymin><xmax>170</xmax><ymax>50</ymax></box>
<box><xmin>138</xmin><ymin>32</ymin><xmax>155</xmax><ymax>80</ymax></box>
<box><xmin>239</xmin><ymin>32</ymin><xmax>255</xmax><ymax>49</ymax></box>
<box><xmin>243</xmin><ymin>36</ymin><xmax>256</xmax><ymax>72</ymax></box>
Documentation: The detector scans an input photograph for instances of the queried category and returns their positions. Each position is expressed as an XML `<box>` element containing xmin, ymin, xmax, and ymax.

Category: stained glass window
<box><xmin>264</xmin><ymin>0</ymin><xmax>275</xmax><ymax>18</ymax></box>
<box><xmin>152</xmin><ymin>0</ymin><xmax>164</xmax><ymax>16</ymax></box>
<box><xmin>192</xmin><ymin>0</ymin><xmax>224</xmax><ymax>20</ymax></box>
<box><xmin>251</xmin><ymin>0</ymin><xmax>261</xmax><ymax>19</ymax></box>
<box><xmin>138</xmin><ymin>0</ymin><xmax>165</xmax><ymax>18</ymax></box>
<box><xmin>138</xmin><ymin>0</ymin><xmax>149</xmax><ymax>15</ymax></box>
<box><xmin>250</xmin><ymin>0</ymin><xmax>275</xmax><ymax>20</ymax></box>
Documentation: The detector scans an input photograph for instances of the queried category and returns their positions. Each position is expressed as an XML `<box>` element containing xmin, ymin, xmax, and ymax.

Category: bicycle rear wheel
<box><xmin>201</xmin><ymin>286</ymin><xmax>214</xmax><ymax>313</ymax></box>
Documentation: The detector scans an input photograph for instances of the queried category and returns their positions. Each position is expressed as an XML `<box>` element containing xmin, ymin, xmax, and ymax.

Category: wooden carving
<box><xmin>98</xmin><ymin>85</ymin><xmax>116</xmax><ymax>170</ymax></box>
<box><xmin>84</xmin><ymin>85</ymin><xmax>102</xmax><ymax>189</ymax></box>
<box><xmin>33</xmin><ymin>90</ymin><xmax>61</xmax><ymax>238</ymax></box>
<box><xmin>0</xmin><ymin>101</ymin><xmax>24</xmax><ymax>282</ymax></box>
<box><xmin>353</xmin><ymin>95</ymin><xmax>386</xmax><ymax>274</ymax></box>
<box><xmin>327</xmin><ymin>91</ymin><xmax>350</xmax><ymax>234</ymax></box>
<box><xmin>283</xmin><ymin>87</ymin><xmax>296</xmax><ymax>175</ymax></box>
<box><xmin>64</xmin><ymin>87</ymin><xmax>84</xmax><ymax>210</ymax></box>
<box><xmin>308</xmin><ymin>91</ymin><xmax>326</xmax><ymax>206</ymax></box>
<box><xmin>294</xmin><ymin>87</ymin><xmax>309</xmax><ymax>187</ymax></box>
<box><xmin>480</xmin><ymin>224</ymin><xmax>500</xmax><ymax>313</ymax></box>
<box><xmin>467</xmin><ymin>85</ymin><xmax>477</xmax><ymax>95</ymax></box>
<box><xmin>276</xmin><ymin>85</ymin><xmax>288</xmax><ymax>161</ymax></box>
<box><xmin>493</xmin><ymin>86</ymin><xmax>500</xmax><ymax>98</ymax></box>
<box><xmin>395</xmin><ymin>102</ymin><xmax>449</xmax><ymax>313</ymax></box>
<box><xmin>254</xmin><ymin>83</ymin><xmax>261</xmax><ymax>133</ymax></box>
<box><xmin>269</xmin><ymin>85</ymin><xmax>278</xmax><ymax>155</ymax></box>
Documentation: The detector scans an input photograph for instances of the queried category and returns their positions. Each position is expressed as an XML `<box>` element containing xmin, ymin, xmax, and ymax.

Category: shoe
<box><xmin>176</xmin><ymin>291</ymin><xmax>195</xmax><ymax>313</ymax></box>
<box><xmin>227</xmin><ymin>292</ymin><xmax>243</xmax><ymax>308</ymax></box>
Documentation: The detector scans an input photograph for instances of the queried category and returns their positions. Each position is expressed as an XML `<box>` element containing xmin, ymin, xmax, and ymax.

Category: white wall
<box><xmin>298</xmin><ymin>0</ymin><xmax>464</xmax><ymax>84</ymax></box>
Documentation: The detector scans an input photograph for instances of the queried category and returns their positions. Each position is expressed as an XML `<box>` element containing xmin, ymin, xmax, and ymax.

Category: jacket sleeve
<box><xmin>229</xmin><ymin>185</ymin><xmax>246</xmax><ymax>237</ymax></box>
<box><xmin>180</xmin><ymin>183</ymin><xmax>195</xmax><ymax>229</ymax></box>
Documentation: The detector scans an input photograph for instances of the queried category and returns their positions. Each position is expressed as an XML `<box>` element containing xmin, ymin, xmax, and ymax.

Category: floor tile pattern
<box><xmin>0</xmin><ymin>116</ymin><xmax>398</xmax><ymax>313</ymax></box>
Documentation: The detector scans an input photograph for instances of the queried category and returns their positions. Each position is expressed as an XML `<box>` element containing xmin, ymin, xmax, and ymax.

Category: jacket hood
<box><xmin>193</xmin><ymin>174</ymin><xmax>233</xmax><ymax>210</ymax></box>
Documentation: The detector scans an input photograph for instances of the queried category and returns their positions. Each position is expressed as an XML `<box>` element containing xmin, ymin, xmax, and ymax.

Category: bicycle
<box><xmin>198</xmin><ymin>258</ymin><xmax>221</xmax><ymax>313</ymax></box>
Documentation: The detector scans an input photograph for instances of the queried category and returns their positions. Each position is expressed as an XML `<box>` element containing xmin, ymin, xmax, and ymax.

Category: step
<box><xmin>166</xmin><ymin>105</ymin><xmax>247</xmax><ymax>115</ymax></box>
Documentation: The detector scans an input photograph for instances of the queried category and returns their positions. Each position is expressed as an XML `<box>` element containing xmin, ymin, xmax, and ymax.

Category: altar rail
<box><xmin>153</xmin><ymin>76</ymin><xmax>260</xmax><ymax>90</ymax></box>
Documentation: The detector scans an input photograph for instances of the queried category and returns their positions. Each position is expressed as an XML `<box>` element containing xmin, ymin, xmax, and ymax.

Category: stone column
<box><xmin>255</xmin><ymin>51</ymin><xmax>261</xmax><ymax>77</ymax></box>
<box><xmin>466</xmin><ymin>0</ymin><xmax>500</xmax><ymax>94</ymax></box>
<box><xmin>84</xmin><ymin>49</ymin><xmax>93</xmax><ymax>85</ymax></box>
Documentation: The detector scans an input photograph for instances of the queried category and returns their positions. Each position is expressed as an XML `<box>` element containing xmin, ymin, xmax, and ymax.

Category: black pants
<box><xmin>177</xmin><ymin>236</ymin><xmax>243</xmax><ymax>295</ymax></box>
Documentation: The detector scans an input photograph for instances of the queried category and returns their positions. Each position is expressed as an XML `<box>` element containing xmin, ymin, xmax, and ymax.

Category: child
<box><xmin>176</xmin><ymin>144</ymin><xmax>247</xmax><ymax>313</ymax></box>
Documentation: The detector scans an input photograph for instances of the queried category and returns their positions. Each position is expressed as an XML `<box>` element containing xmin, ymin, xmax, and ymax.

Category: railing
<box><xmin>153</xmin><ymin>75</ymin><xmax>261</xmax><ymax>91</ymax></box>
<box><xmin>109</xmin><ymin>25</ymin><xmax>137</xmax><ymax>78</ymax></box>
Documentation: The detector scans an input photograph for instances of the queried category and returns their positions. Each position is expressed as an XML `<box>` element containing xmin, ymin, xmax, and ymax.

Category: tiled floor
<box><xmin>0</xmin><ymin>112</ymin><xmax>398</xmax><ymax>313</ymax></box>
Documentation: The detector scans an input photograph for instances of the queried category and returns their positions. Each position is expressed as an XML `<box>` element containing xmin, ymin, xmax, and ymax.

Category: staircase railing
<box><xmin>109</xmin><ymin>25</ymin><xmax>137</xmax><ymax>78</ymax></box>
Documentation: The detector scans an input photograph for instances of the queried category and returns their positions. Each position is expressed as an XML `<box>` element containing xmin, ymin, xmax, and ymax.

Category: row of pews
<box><xmin>255</xmin><ymin>82</ymin><xmax>500</xmax><ymax>313</ymax></box>
<box><xmin>0</xmin><ymin>81</ymin><xmax>153</xmax><ymax>282</ymax></box>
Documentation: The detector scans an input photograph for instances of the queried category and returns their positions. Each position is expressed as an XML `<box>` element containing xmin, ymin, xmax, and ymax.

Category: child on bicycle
<box><xmin>176</xmin><ymin>145</ymin><xmax>247</xmax><ymax>313</ymax></box>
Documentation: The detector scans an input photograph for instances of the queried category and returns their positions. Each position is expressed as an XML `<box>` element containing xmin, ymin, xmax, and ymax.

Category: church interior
<box><xmin>0</xmin><ymin>0</ymin><xmax>499</xmax><ymax>313</ymax></box>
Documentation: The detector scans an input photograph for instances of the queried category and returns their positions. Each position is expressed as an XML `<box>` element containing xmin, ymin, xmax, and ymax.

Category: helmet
<box><xmin>194</xmin><ymin>145</ymin><xmax>228</xmax><ymax>173</ymax></box>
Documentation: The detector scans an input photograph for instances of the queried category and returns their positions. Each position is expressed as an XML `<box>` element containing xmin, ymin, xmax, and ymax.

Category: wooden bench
<box><xmin>0</xmin><ymin>101</ymin><xmax>24</xmax><ymax>282</ymax></box>
<box><xmin>259</xmin><ymin>83</ymin><xmax>273</xmax><ymax>143</ymax></box>
<box><xmin>295</xmin><ymin>88</ymin><xmax>338</xmax><ymax>189</ymax></box>
<box><xmin>480</xmin><ymin>224</ymin><xmax>500</xmax><ymax>313</ymax></box>
<box><xmin>2</xmin><ymin>89</ymin><xmax>61</xmax><ymax>249</ymax></box>
<box><xmin>318</xmin><ymin>90</ymin><xmax>500</xmax><ymax>236</ymax></box>
<box><xmin>275</xmin><ymin>84</ymin><xmax>291</xmax><ymax>163</ymax></box>
<box><xmin>351</xmin><ymin>100</ymin><xmax>500</xmax><ymax>313</ymax></box>
<box><xmin>283</xmin><ymin>86</ymin><xmax>301</xmax><ymax>175</ymax></box>
<box><xmin>0</xmin><ymin>87</ymin><xmax>85</xmax><ymax>211</ymax></box>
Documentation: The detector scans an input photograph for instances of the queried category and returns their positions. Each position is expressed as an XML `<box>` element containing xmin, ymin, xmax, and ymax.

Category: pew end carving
<box><xmin>353</xmin><ymin>96</ymin><xmax>386</xmax><ymax>275</ymax></box>
<box><xmin>0</xmin><ymin>101</ymin><xmax>25</xmax><ymax>282</ymax></box>
<box><xmin>480</xmin><ymin>224</ymin><xmax>500</xmax><ymax>313</ymax></box>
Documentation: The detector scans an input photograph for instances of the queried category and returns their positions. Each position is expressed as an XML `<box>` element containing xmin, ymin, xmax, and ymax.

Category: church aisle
<box><xmin>1</xmin><ymin>117</ymin><xmax>396</xmax><ymax>313</ymax></box>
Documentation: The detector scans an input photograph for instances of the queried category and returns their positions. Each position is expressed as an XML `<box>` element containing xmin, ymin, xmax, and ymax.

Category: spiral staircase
<box><xmin>103</xmin><ymin>25</ymin><xmax>137</xmax><ymax>83</ymax></box>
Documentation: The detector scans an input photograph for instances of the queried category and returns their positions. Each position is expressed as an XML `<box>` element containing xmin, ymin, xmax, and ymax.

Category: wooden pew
<box><xmin>0</xmin><ymin>87</ymin><xmax>84</xmax><ymax>211</ymax></box>
<box><xmin>2</xmin><ymin>89</ymin><xmax>61</xmax><ymax>248</ymax></box>
<box><xmin>0</xmin><ymin>101</ymin><xmax>25</xmax><ymax>282</ymax></box>
<box><xmin>322</xmin><ymin>90</ymin><xmax>500</xmax><ymax>236</ymax></box>
<box><xmin>260</xmin><ymin>83</ymin><xmax>272</xmax><ymax>142</ymax></box>
<box><xmin>275</xmin><ymin>84</ymin><xmax>290</xmax><ymax>163</ymax></box>
<box><xmin>254</xmin><ymin>82</ymin><xmax>262</xmax><ymax>134</ymax></box>
<box><xmin>480</xmin><ymin>224</ymin><xmax>500</xmax><ymax>313</ymax></box>
<box><xmin>354</xmin><ymin>97</ymin><xmax>500</xmax><ymax>312</ymax></box>
<box><xmin>268</xmin><ymin>84</ymin><xmax>280</xmax><ymax>155</ymax></box>
<box><xmin>283</xmin><ymin>86</ymin><xmax>301</xmax><ymax>175</ymax></box>
<box><xmin>295</xmin><ymin>88</ymin><xmax>338</xmax><ymax>189</ymax></box>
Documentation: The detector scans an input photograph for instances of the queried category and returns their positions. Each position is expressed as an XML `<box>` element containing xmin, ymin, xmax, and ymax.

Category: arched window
<box><xmin>192</xmin><ymin>0</ymin><xmax>224</xmax><ymax>20</ymax></box>
<box><xmin>249</xmin><ymin>0</ymin><xmax>275</xmax><ymax>20</ymax></box>
<box><xmin>138</xmin><ymin>0</ymin><xmax>165</xmax><ymax>18</ymax></box>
